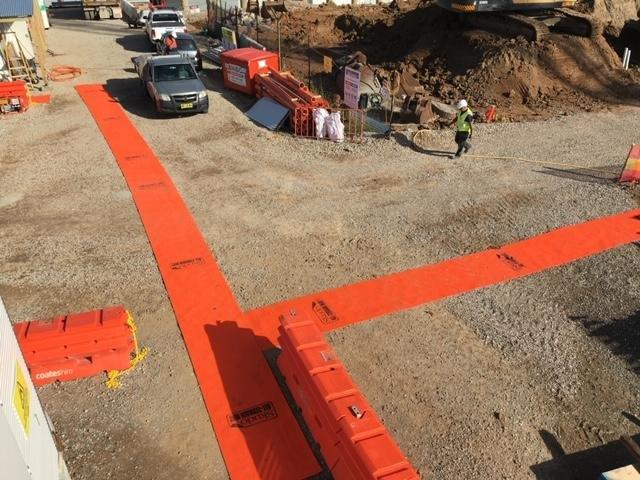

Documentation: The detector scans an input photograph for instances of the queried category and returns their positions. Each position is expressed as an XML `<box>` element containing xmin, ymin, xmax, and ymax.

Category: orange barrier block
<box><xmin>75</xmin><ymin>84</ymin><xmax>319</xmax><ymax>480</ymax></box>
<box><xmin>278</xmin><ymin>313</ymin><xmax>420</xmax><ymax>480</ymax></box>
<box><xmin>13</xmin><ymin>306</ymin><xmax>134</xmax><ymax>385</ymax></box>
<box><xmin>248</xmin><ymin>209</ymin><xmax>640</xmax><ymax>346</ymax></box>
<box><xmin>619</xmin><ymin>144</ymin><xmax>640</xmax><ymax>183</ymax></box>
<box><xmin>0</xmin><ymin>80</ymin><xmax>30</xmax><ymax>113</ymax></box>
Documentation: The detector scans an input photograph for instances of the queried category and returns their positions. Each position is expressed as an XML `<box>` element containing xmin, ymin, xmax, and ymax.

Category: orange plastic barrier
<box><xmin>75</xmin><ymin>84</ymin><xmax>319</xmax><ymax>480</ymax></box>
<box><xmin>248</xmin><ymin>209</ymin><xmax>640</xmax><ymax>345</ymax></box>
<box><xmin>13</xmin><ymin>306</ymin><xmax>134</xmax><ymax>386</ymax></box>
<box><xmin>0</xmin><ymin>80</ymin><xmax>30</xmax><ymax>113</ymax></box>
<box><xmin>619</xmin><ymin>144</ymin><xmax>640</xmax><ymax>183</ymax></box>
<box><xmin>278</xmin><ymin>313</ymin><xmax>420</xmax><ymax>480</ymax></box>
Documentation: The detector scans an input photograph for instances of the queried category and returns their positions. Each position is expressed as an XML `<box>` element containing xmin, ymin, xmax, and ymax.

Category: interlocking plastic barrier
<box><xmin>13</xmin><ymin>306</ymin><xmax>134</xmax><ymax>386</ymax></box>
<box><xmin>278</xmin><ymin>313</ymin><xmax>420</xmax><ymax>480</ymax></box>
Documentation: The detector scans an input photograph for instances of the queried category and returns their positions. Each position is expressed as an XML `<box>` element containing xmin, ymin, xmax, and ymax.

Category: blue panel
<box><xmin>0</xmin><ymin>0</ymin><xmax>33</xmax><ymax>18</ymax></box>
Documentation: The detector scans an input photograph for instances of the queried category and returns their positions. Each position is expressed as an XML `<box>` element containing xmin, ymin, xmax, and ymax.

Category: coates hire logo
<box><xmin>35</xmin><ymin>369</ymin><xmax>73</xmax><ymax>380</ymax></box>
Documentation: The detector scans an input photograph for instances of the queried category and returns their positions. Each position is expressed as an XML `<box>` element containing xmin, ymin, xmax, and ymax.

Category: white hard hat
<box><xmin>457</xmin><ymin>99</ymin><xmax>468</xmax><ymax>110</ymax></box>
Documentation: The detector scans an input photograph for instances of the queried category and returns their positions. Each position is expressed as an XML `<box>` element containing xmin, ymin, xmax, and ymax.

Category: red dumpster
<box><xmin>220</xmin><ymin>48</ymin><xmax>279</xmax><ymax>96</ymax></box>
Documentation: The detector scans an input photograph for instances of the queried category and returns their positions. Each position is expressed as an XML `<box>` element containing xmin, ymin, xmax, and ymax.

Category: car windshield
<box><xmin>177</xmin><ymin>39</ymin><xmax>197</xmax><ymax>51</ymax></box>
<box><xmin>154</xmin><ymin>64</ymin><xmax>197</xmax><ymax>81</ymax></box>
<box><xmin>152</xmin><ymin>13</ymin><xmax>179</xmax><ymax>22</ymax></box>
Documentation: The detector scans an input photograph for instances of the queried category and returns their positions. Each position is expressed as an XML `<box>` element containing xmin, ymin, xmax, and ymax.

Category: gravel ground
<box><xmin>1</xmin><ymin>11</ymin><xmax>640</xmax><ymax>480</ymax></box>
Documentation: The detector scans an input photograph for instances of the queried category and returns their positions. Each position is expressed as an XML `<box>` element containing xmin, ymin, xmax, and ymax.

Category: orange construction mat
<box><xmin>247</xmin><ymin>209</ymin><xmax>640</xmax><ymax>345</ymax></box>
<box><xmin>75</xmin><ymin>84</ymin><xmax>320</xmax><ymax>480</ymax></box>
<box><xmin>76</xmin><ymin>83</ymin><xmax>640</xmax><ymax>480</ymax></box>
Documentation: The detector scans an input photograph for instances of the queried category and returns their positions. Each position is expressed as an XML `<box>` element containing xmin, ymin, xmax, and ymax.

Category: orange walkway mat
<box><xmin>247</xmin><ymin>209</ymin><xmax>640</xmax><ymax>345</ymax></box>
<box><xmin>76</xmin><ymin>84</ymin><xmax>319</xmax><ymax>480</ymax></box>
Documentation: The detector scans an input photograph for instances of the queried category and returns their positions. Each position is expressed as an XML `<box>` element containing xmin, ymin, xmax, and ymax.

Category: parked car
<box><xmin>156</xmin><ymin>32</ymin><xmax>203</xmax><ymax>71</ymax></box>
<box><xmin>133</xmin><ymin>54</ymin><xmax>209</xmax><ymax>114</ymax></box>
<box><xmin>145</xmin><ymin>9</ymin><xmax>185</xmax><ymax>44</ymax></box>
<box><xmin>138</xmin><ymin>9</ymin><xmax>150</xmax><ymax>26</ymax></box>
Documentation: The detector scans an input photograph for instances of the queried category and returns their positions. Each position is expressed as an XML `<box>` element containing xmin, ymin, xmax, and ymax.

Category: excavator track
<box><xmin>459</xmin><ymin>9</ymin><xmax>601</xmax><ymax>43</ymax></box>
<box><xmin>461</xmin><ymin>12</ymin><xmax>550</xmax><ymax>42</ymax></box>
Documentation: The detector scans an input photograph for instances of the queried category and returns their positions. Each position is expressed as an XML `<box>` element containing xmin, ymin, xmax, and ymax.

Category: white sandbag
<box><xmin>313</xmin><ymin>108</ymin><xmax>329</xmax><ymax>139</ymax></box>
<box><xmin>325</xmin><ymin>111</ymin><xmax>345</xmax><ymax>143</ymax></box>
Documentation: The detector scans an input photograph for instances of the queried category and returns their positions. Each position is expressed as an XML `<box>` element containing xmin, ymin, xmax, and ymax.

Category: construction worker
<box><xmin>450</xmin><ymin>99</ymin><xmax>474</xmax><ymax>159</ymax></box>
<box><xmin>163</xmin><ymin>32</ymin><xmax>178</xmax><ymax>54</ymax></box>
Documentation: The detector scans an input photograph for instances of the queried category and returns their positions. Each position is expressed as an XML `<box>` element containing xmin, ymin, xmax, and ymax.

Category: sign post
<box><xmin>221</xmin><ymin>26</ymin><xmax>237</xmax><ymax>50</ymax></box>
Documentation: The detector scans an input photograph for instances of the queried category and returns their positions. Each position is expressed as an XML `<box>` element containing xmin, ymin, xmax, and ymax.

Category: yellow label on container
<box><xmin>323</xmin><ymin>56</ymin><xmax>332</xmax><ymax>74</ymax></box>
<box><xmin>13</xmin><ymin>363</ymin><xmax>30</xmax><ymax>436</ymax></box>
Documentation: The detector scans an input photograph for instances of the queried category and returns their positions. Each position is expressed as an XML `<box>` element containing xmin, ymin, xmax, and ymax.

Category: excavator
<box><xmin>435</xmin><ymin>0</ymin><xmax>601</xmax><ymax>41</ymax></box>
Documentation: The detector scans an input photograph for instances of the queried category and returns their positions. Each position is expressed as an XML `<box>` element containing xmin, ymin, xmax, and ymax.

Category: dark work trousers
<box><xmin>454</xmin><ymin>131</ymin><xmax>471</xmax><ymax>157</ymax></box>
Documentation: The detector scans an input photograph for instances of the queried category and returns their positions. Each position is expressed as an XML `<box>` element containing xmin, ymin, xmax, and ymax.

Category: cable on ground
<box><xmin>412</xmin><ymin>129</ymin><xmax>615</xmax><ymax>178</ymax></box>
<box><xmin>48</xmin><ymin>65</ymin><xmax>82</xmax><ymax>81</ymax></box>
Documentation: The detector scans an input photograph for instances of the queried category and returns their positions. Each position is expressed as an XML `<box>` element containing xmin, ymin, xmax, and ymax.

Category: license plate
<box><xmin>180</xmin><ymin>103</ymin><xmax>193</xmax><ymax>109</ymax></box>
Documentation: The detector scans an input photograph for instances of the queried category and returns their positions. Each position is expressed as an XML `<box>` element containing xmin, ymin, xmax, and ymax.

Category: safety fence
<box><xmin>293</xmin><ymin>106</ymin><xmax>365</xmax><ymax>143</ymax></box>
<box><xmin>206</xmin><ymin>1</ymin><xmax>337</xmax><ymax>86</ymax></box>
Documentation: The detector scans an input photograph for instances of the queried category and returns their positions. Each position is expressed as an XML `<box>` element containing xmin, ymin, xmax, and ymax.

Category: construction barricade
<box><xmin>13</xmin><ymin>306</ymin><xmax>136</xmax><ymax>386</ymax></box>
<box><xmin>277</xmin><ymin>313</ymin><xmax>420</xmax><ymax>480</ymax></box>
<box><xmin>0</xmin><ymin>80</ymin><xmax>30</xmax><ymax>114</ymax></box>
<box><xmin>619</xmin><ymin>144</ymin><xmax>640</xmax><ymax>183</ymax></box>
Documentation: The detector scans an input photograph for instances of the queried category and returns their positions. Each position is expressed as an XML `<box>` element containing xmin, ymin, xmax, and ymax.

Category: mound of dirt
<box><xmin>277</xmin><ymin>1</ymin><xmax>640</xmax><ymax>121</ymax></box>
<box><xmin>412</xmin><ymin>31</ymin><xmax>637</xmax><ymax>119</ymax></box>
<box><xmin>580</xmin><ymin>0</ymin><xmax>640</xmax><ymax>30</ymax></box>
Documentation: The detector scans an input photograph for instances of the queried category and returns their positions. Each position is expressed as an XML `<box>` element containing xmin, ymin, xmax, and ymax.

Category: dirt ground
<box><xmin>254</xmin><ymin>0</ymin><xmax>640</xmax><ymax>122</ymax></box>
<box><xmin>1</xmin><ymin>8</ymin><xmax>640</xmax><ymax>480</ymax></box>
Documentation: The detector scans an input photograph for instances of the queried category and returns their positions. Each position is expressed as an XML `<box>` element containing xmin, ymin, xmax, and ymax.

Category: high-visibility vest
<box><xmin>456</xmin><ymin>108</ymin><xmax>473</xmax><ymax>133</ymax></box>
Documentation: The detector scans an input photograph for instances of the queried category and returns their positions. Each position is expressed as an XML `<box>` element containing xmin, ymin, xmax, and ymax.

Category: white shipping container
<box><xmin>0</xmin><ymin>297</ymin><xmax>71</xmax><ymax>480</ymax></box>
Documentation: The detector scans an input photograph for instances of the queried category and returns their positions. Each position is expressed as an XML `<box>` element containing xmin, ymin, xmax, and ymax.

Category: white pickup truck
<box><xmin>145</xmin><ymin>9</ymin><xmax>185</xmax><ymax>44</ymax></box>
